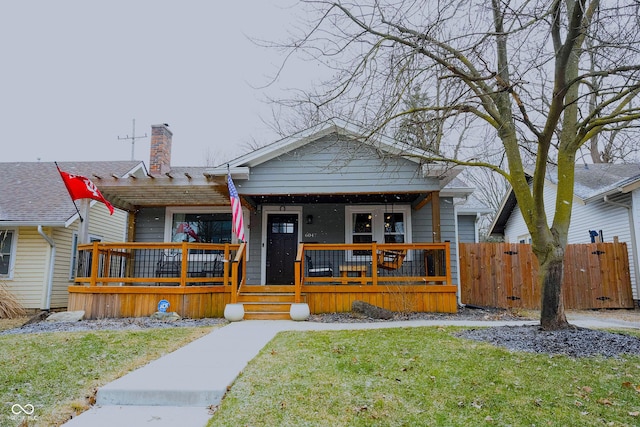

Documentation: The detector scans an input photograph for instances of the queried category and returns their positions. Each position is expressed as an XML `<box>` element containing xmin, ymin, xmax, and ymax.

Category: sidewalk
<box><xmin>62</xmin><ymin>315</ymin><xmax>638</xmax><ymax>427</ymax></box>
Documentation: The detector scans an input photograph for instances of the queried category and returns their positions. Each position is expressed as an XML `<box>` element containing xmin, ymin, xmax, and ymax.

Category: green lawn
<box><xmin>208</xmin><ymin>327</ymin><xmax>640</xmax><ymax>427</ymax></box>
<box><xmin>0</xmin><ymin>326</ymin><xmax>214</xmax><ymax>427</ymax></box>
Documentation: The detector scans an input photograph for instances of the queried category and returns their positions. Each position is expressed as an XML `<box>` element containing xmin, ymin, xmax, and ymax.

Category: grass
<box><xmin>0</xmin><ymin>325</ymin><xmax>216</xmax><ymax>427</ymax></box>
<box><xmin>208</xmin><ymin>326</ymin><xmax>640</xmax><ymax>427</ymax></box>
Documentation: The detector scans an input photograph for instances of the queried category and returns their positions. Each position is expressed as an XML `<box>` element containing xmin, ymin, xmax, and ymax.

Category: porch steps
<box><xmin>238</xmin><ymin>285</ymin><xmax>298</xmax><ymax>320</ymax></box>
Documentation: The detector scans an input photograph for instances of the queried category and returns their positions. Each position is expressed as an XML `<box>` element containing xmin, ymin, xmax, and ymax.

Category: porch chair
<box><xmin>155</xmin><ymin>253</ymin><xmax>181</xmax><ymax>278</ymax></box>
<box><xmin>377</xmin><ymin>249</ymin><xmax>407</xmax><ymax>270</ymax></box>
<box><xmin>305</xmin><ymin>255</ymin><xmax>334</xmax><ymax>277</ymax></box>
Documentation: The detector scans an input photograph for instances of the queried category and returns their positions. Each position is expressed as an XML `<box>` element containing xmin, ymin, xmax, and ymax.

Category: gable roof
<box><xmin>489</xmin><ymin>163</ymin><xmax>640</xmax><ymax>235</ymax></box>
<box><xmin>208</xmin><ymin>118</ymin><xmax>462</xmax><ymax>187</ymax></box>
<box><xmin>0</xmin><ymin>161</ymin><xmax>144</xmax><ymax>226</ymax></box>
<box><xmin>92</xmin><ymin>119</ymin><xmax>471</xmax><ymax>210</ymax></box>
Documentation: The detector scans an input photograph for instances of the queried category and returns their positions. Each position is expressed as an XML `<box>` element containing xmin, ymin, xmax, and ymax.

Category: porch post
<box><xmin>431</xmin><ymin>191</ymin><xmax>441</xmax><ymax>243</ymax></box>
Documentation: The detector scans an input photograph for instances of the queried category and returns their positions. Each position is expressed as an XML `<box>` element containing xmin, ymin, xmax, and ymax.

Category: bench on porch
<box><xmin>305</xmin><ymin>255</ymin><xmax>333</xmax><ymax>277</ymax></box>
<box><xmin>155</xmin><ymin>253</ymin><xmax>224</xmax><ymax>281</ymax></box>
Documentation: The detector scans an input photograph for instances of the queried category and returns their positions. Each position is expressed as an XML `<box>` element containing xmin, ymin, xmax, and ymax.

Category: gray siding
<box><xmin>238</xmin><ymin>135</ymin><xmax>440</xmax><ymax>195</ymax></box>
<box><xmin>458</xmin><ymin>216</ymin><xmax>477</xmax><ymax>243</ymax></box>
<box><xmin>135</xmin><ymin>208</ymin><xmax>166</xmax><ymax>242</ymax></box>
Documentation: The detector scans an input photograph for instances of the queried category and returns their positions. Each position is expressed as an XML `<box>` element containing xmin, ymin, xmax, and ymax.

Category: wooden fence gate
<box><xmin>459</xmin><ymin>242</ymin><xmax>634</xmax><ymax>310</ymax></box>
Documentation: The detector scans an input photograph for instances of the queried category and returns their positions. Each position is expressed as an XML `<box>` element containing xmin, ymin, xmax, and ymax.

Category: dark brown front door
<box><xmin>266</xmin><ymin>214</ymin><xmax>298</xmax><ymax>284</ymax></box>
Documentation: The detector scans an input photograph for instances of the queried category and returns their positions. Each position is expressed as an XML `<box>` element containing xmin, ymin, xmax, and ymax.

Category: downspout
<box><xmin>453</xmin><ymin>197</ymin><xmax>468</xmax><ymax>308</ymax></box>
<box><xmin>37</xmin><ymin>225</ymin><xmax>56</xmax><ymax>311</ymax></box>
<box><xmin>603</xmin><ymin>195</ymin><xmax>639</xmax><ymax>301</ymax></box>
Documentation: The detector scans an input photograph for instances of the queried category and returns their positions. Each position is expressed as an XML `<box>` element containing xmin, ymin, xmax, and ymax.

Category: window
<box><xmin>517</xmin><ymin>235</ymin><xmax>532</xmax><ymax>244</ymax></box>
<box><xmin>384</xmin><ymin>212</ymin><xmax>405</xmax><ymax>243</ymax></box>
<box><xmin>165</xmin><ymin>208</ymin><xmax>239</xmax><ymax>245</ymax></box>
<box><xmin>352</xmin><ymin>213</ymin><xmax>373</xmax><ymax>255</ymax></box>
<box><xmin>0</xmin><ymin>230</ymin><xmax>16</xmax><ymax>278</ymax></box>
<box><xmin>345</xmin><ymin>206</ymin><xmax>411</xmax><ymax>258</ymax></box>
<box><xmin>171</xmin><ymin>212</ymin><xmax>232</xmax><ymax>243</ymax></box>
<box><xmin>271</xmin><ymin>222</ymin><xmax>295</xmax><ymax>234</ymax></box>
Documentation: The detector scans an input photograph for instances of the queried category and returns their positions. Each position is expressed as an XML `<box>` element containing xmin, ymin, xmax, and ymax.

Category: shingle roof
<box><xmin>0</xmin><ymin>161</ymin><xmax>142</xmax><ymax>225</ymax></box>
<box><xmin>550</xmin><ymin>163</ymin><xmax>640</xmax><ymax>201</ymax></box>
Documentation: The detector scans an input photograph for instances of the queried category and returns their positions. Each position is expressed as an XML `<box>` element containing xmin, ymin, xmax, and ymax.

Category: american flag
<box><xmin>227</xmin><ymin>172</ymin><xmax>245</xmax><ymax>242</ymax></box>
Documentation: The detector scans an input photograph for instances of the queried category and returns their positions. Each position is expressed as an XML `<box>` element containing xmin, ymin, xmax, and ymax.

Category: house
<box><xmin>0</xmin><ymin>161</ymin><xmax>145</xmax><ymax>311</ymax></box>
<box><xmin>67</xmin><ymin>120</ymin><xmax>489</xmax><ymax>319</ymax></box>
<box><xmin>489</xmin><ymin>163</ymin><xmax>640</xmax><ymax>301</ymax></box>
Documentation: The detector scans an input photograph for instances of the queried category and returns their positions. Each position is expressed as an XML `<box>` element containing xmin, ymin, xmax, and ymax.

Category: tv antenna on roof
<box><xmin>118</xmin><ymin>119</ymin><xmax>148</xmax><ymax>161</ymax></box>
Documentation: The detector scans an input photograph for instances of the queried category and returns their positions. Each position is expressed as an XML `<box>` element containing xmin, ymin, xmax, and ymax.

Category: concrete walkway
<box><xmin>62</xmin><ymin>315</ymin><xmax>638</xmax><ymax>427</ymax></box>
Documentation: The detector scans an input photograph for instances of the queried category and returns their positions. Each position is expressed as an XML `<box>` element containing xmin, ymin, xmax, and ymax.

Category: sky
<box><xmin>0</xmin><ymin>1</ymin><xmax>318</xmax><ymax>167</ymax></box>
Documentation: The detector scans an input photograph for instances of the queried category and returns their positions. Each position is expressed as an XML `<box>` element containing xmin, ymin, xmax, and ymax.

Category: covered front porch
<box><xmin>68</xmin><ymin>241</ymin><xmax>456</xmax><ymax>319</ymax></box>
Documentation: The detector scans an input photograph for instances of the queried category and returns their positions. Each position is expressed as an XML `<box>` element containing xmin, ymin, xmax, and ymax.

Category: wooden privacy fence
<box><xmin>459</xmin><ymin>242</ymin><xmax>634</xmax><ymax>310</ymax></box>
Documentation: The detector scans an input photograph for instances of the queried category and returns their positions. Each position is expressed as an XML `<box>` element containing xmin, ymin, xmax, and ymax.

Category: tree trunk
<box><xmin>539</xmin><ymin>255</ymin><xmax>570</xmax><ymax>330</ymax></box>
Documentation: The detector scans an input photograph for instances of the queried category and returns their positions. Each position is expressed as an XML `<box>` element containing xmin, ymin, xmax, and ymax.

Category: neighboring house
<box><xmin>489</xmin><ymin>163</ymin><xmax>640</xmax><ymax>300</ymax></box>
<box><xmin>0</xmin><ymin>161</ymin><xmax>145</xmax><ymax>311</ymax></box>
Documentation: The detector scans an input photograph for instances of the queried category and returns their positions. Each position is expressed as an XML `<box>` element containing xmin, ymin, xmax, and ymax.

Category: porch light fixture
<box><xmin>306</xmin><ymin>215</ymin><xmax>313</xmax><ymax>225</ymax></box>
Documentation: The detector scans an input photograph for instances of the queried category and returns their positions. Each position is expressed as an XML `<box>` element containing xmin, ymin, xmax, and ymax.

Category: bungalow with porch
<box><xmin>68</xmin><ymin>120</ymin><xmax>484</xmax><ymax>319</ymax></box>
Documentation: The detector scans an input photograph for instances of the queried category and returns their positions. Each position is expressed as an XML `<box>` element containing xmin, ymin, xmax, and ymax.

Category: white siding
<box><xmin>7</xmin><ymin>228</ymin><xmax>49</xmax><ymax>309</ymax></box>
<box><xmin>504</xmin><ymin>184</ymin><xmax>637</xmax><ymax>299</ymax></box>
<box><xmin>5</xmin><ymin>205</ymin><xmax>128</xmax><ymax>310</ymax></box>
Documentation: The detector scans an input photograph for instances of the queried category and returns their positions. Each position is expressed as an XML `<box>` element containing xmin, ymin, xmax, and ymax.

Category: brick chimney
<box><xmin>149</xmin><ymin>123</ymin><xmax>172</xmax><ymax>175</ymax></box>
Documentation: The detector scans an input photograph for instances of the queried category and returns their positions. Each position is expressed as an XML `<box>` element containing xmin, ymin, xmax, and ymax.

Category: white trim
<box><xmin>260</xmin><ymin>206</ymin><xmax>303</xmax><ymax>285</ymax></box>
<box><xmin>0</xmin><ymin>228</ymin><xmax>18</xmax><ymax>279</ymax></box>
<box><xmin>344</xmin><ymin>205</ymin><xmax>412</xmax><ymax>261</ymax></box>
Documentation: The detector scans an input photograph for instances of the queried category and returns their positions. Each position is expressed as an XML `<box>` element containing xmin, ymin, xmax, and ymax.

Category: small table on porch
<box><xmin>339</xmin><ymin>264</ymin><xmax>367</xmax><ymax>284</ymax></box>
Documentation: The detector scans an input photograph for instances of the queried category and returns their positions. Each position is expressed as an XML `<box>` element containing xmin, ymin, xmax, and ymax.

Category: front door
<box><xmin>266</xmin><ymin>214</ymin><xmax>298</xmax><ymax>284</ymax></box>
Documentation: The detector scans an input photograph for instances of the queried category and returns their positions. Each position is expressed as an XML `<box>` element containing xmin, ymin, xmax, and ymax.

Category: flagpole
<box><xmin>55</xmin><ymin>161</ymin><xmax>84</xmax><ymax>222</ymax></box>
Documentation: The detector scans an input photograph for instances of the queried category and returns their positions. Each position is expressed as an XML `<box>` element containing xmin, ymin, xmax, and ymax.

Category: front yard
<box><xmin>0</xmin><ymin>323</ymin><xmax>215</xmax><ymax>427</ymax></box>
<box><xmin>208</xmin><ymin>326</ymin><xmax>640</xmax><ymax>427</ymax></box>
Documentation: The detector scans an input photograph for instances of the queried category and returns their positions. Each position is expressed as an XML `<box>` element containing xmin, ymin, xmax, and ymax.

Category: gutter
<box><xmin>453</xmin><ymin>197</ymin><xmax>468</xmax><ymax>308</ymax></box>
<box><xmin>37</xmin><ymin>225</ymin><xmax>56</xmax><ymax>311</ymax></box>
<box><xmin>603</xmin><ymin>195</ymin><xmax>640</xmax><ymax>300</ymax></box>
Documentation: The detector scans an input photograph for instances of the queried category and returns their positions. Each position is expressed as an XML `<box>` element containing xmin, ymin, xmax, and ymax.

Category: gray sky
<box><xmin>1</xmin><ymin>1</ymin><xmax>314</xmax><ymax>167</ymax></box>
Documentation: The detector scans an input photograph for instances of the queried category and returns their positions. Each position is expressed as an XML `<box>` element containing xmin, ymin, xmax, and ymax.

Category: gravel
<box><xmin>3</xmin><ymin>306</ymin><xmax>640</xmax><ymax>358</ymax></box>
<box><xmin>312</xmin><ymin>307</ymin><xmax>640</xmax><ymax>358</ymax></box>
<box><xmin>0</xmin><ymin>316</ymin><xmax>227</xmax><ymax>335</ymax></box>
<box><xmin>457</xmin><ymin>325</ymin><xmax>640</xmax><ymax>358</ymax></box>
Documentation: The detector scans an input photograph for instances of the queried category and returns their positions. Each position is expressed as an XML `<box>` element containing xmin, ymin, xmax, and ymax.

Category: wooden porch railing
<box><xmin>230</xmin><ymin>242</ymin><xmax>247</xmax><ymax>303</ymax></box>
<box><xmin>294</xmin><ymin>242</ymin><xmax>452</xmax><ymax>303</ymax></box>
<box><xmin>74</xmin><ymin>241</ymin><xmax>242</xmax><ymax>287</ymax></box>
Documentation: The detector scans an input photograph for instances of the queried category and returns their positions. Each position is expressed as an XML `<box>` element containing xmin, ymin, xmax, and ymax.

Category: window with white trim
<box><xmin>517</xmin><ymin>234</ymin><xmax>532</xmax><ymax>244</ymax></box>
<box><xmin>0</xmin><ymin>229</ymin><xmax>16</xmax><ymax>278</ymax></box>
<box><xmin>345</xmin><ymin>206</ymin><xmax>412</xmax><ymax>258</ymax></box>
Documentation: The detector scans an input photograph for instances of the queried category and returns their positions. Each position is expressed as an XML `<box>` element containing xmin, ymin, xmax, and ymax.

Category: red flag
<box><xmin>57</xmin><ymin>165</ymin><xmax>115</xmax><ymax>215</ymax></box>
<box><xmin>227</xmin><ymin>172</ymin><xmax>245</xmax><ymax>242</ymax></box>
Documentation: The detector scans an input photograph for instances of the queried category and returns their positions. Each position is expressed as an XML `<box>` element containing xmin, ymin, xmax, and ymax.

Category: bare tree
<box><xmin>278</xmin><ymin>0</ymin><xmax>640</xmax><ymax>330</ymax></box>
